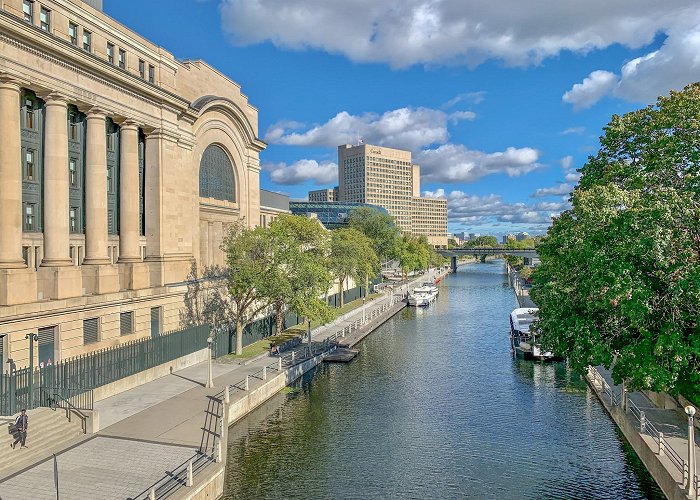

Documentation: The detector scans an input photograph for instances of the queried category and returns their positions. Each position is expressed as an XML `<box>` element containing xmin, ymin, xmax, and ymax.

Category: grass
<box><xmin>223</xmin><ymin>293</ymin><xmax>383</xmax><ymax>359</ymax></box>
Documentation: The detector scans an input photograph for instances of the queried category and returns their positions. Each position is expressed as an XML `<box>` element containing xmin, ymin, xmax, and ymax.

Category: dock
<box><xmin>323</xmin><ymin>348</ymin><xmax>359</xmax><ymax>363</ymax></box>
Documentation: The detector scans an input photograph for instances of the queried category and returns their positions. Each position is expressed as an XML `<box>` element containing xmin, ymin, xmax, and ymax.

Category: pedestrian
<box><xmin>11</xmin><ymin>408</ymin><xmax>29</xmax><ymax>449</ymax></box>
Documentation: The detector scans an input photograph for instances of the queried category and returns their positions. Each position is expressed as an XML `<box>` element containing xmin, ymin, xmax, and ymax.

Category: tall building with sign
<box><xmin>337</xmin><ymin>144</ymin><xmax>447</xmax><ymax>247</ymax></box>
<box><xmin>0</xmin><ymin>0</ymin><xmax>275</xmax><ymax>367</ymax></box>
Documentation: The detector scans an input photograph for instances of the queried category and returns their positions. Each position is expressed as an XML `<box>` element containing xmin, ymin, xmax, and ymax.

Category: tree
<box><xmin>329</xmin><ymin>228</ymin><xmax>380</xmax><ymax>307</ymax></box>
<box><xmin>222</xmin><ymin>221</ymin><xmax>278</xmax><ymax>355</ymax></box>
<box><xmin>531</xmin><ymin>83</ymin><xmax>700</xmax><ymax>402</ymax></box>
<box><xmin>348</xmin><ymin>207</ymin><xmax>401</xmax><ymax>262</ymax></box>
<box><xmin>398</xmin><ymin>235</ymin><xmax>430</xmax><ymax>277</ymax></box>
<box><xmin>464</xmin><ymin>235</ymin><xmax>499</xmax><ymax>248</ymax></box>
<box><xmin>266</xmin><ymin>215</ymin><xmax>335</xmax><ymax>335</ymax></box>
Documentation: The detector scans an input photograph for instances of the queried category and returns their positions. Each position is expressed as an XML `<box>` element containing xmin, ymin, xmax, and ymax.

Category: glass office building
<box><xmin>289</xmin><ymin>202</ymin><xmax>387</xmax><ymax>229</ymax></box>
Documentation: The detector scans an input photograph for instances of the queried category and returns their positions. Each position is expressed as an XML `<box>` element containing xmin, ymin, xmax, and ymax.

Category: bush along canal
<box><xmin>223</xmin><ymin>261</ymin><xmax>664</xmax><ymax>499</ymax></box>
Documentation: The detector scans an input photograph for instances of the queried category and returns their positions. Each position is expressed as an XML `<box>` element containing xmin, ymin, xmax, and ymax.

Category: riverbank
<box><xmin>503</xmin><ymin>261</ymin><xmax>697</xmax><ymax>500</ymax></box>
<box><xmin>0</xmin><ymin>267</ymin><xmax>449</xmax><ymax>500</ymax></box>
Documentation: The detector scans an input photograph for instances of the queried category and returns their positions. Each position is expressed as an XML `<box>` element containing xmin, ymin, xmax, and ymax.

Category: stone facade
<box><xmin>0</xmin><ymin>0</ymin><xmax>265</xmax><ymax>367</ymax></box>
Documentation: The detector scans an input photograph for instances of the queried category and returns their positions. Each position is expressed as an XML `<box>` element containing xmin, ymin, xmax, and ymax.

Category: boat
<box><xmin>509</xmin><ymin>308</ymin><xmax>560</xmax><ymax>361</ymax></box>
<box><xmin>408</xmin><ymin>283</ymin><xmax>438</xmax><ymax>307</ymax></box>
<box><xmin>420</xmin><ymin>281</ymin><xmax>439</xmax><ymax>296</ymax></box>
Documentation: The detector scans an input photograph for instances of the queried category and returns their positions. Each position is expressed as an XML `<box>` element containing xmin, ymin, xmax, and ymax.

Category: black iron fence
<box><xmin>1</xmin><ymin>324</ymin><xmax>210</xmax><ymax>415</ymax></box>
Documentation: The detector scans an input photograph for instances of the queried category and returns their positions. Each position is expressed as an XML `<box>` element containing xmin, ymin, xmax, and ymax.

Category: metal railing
<box><xmin>588</xmin><ymin>367</ymin><xmax>698</xmax><ymax>497</ymax></box>
<box><xmin>48</xmin><ymin>391</ymin><xmax>90</xmax><ymax>434</ymax></box>
<box><xmin>1</xmin><ymin>325</ymin><xmax>210</xmax><ymax>415</ymax></box>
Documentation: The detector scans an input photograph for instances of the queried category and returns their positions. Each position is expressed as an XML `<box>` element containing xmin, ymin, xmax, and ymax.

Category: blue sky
<box><xmin>105</xmin><ymin>0</ymin><xmax>700</xmax><ymax>237</ymax></box>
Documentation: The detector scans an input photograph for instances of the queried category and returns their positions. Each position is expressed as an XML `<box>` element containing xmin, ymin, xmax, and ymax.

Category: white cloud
<box><xmin>422</xmin><ymin>189</ymin><xmax>447</xmax><ymax>198</ymax></box>
<box><xmin>442</xmin><ymin>92</ymin><xmax>486</xmax><ymax>108</ymax></box>
<box><xmin>263</xmin><ymin>159</ymin><xmax>338</xmax><ymax>185</ymax></box>
<box><xmin>444</xmin><ymin>191</ymin><xmax>564</xmax><ymax>229</ymax></box>
<box><xmin>559</xmin><ymin>156</ymin><xmax>574</xmax><ymax>169</ymax></box>
<box><xmin>563</xmin><ymin>20</ymin><xmax>700</xmax><ymax>108</ymax></box>
<box><xmin>560</xmin><ymin>127</ymin><xmax>585</xmax><ymax>136</ymax></box>
<box><xmin>415</xmin><ymin>144</ymin><xmax>541</xmax><ymax>183</ymax></box>
<box><xmin>264</xmin><ymin>106</ymin><xmax>475</xmax><ymax>151</ymax></box>
<box><xmin>531</xmin><ymin>183</ymin><xmax>573</xmax><ymax>198</ymax></box>
<box><xmin>562</xmin><ymin>70</ymin><xmax>618</xmax><ymax>110</ymax></box>
<box><xmin>219</xmin><ymin>0</ymin><xmax>698</xmax><ymax>68</ymax></box>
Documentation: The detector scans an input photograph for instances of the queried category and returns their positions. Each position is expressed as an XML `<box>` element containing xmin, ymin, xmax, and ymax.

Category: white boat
<box><xmin>509</xmin><ymin>308</ymin><xmax>560</xmax><ymax>361</ymax></box>
<box><xmin>408</xmin><ymin>283</ymin><xmax>438</xmax><ymax>307</ymax></box>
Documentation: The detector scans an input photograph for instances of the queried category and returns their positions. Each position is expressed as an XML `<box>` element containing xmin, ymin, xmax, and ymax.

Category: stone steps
<box><xmin>0</xmin><ymin>408</ymin><xmax>84</xmax><ymax>477</ymax></box>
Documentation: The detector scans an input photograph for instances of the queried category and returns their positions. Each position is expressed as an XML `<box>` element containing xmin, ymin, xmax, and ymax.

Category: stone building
<box><xmin>0</xmin><ymin>0</ymin><xmax>268</xmax><ymax>367</ymax></box>
<box><xmin>308</xmin><ymin>187</ymin><xmax>338</xmax><ymax>202</ymax></box>
<box><xmin>337</xmin><ymin>143</ymin><xmax>448</xmax><ymax>247</ymax></box>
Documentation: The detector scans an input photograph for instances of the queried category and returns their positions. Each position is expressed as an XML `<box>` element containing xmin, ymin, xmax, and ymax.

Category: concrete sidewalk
<box><xmin>0</xmin><ymin>268</ymin><xmax>448</xmax><ymax>499</ymax></box>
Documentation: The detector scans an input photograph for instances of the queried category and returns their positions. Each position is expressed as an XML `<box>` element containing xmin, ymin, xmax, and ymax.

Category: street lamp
<box><xmin>686</xmin><ymin>405</ymin><xmax>697</xmax><ymax>497</ymax></box>
<box><xmin>362</xmin><ymin>297</ymin><xmax>366</xmax><ymax>325</ymax></box>
<box><xmin>307</xmin><ymin>320</ymin><xmax>312</xmax><ymax>345</ymax></box>
<box><xmin>25</xmin><ymin>333</ymin><xmax>38</xmax><ymax>408</ymax></box>
<box><xmin>206</xmin><ymin>335</ymin><xmax>214</xmax><ymax>388</ymax></box>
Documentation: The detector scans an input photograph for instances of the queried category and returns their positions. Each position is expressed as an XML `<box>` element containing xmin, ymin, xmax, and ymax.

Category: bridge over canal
<box><xmin>438</xmin><ymin>247</ymin><xmax>539</xmax><ymax>272</ymax></box>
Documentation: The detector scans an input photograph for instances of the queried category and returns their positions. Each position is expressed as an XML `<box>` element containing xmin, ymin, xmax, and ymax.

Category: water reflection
<box><xmin>224</xmin><ymin>262</ymin><xmax>663</xmax><ymax>499</ymax></box>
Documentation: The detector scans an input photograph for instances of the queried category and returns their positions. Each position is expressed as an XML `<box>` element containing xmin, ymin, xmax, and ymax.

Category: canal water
<box><xmin>224</xmin><ymin>261</ymin><xmax>663</xmax><ymax>499</ymax></box>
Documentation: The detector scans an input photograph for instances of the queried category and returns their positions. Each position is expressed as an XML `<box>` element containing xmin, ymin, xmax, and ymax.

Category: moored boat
<box><xmin>509</xmin><ymin>308</ymin><xmax>561</xmax><ymax>361</ymax></box>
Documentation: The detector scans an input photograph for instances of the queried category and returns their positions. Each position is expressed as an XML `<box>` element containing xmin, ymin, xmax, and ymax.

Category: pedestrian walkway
<box><xmin>589</xmin><ymin>366</ymin><xmax>699</xmax><ymax>499</ymax></box>
<box><xmin>0</xmin><ymin>268</ymin><xmax>447</xmax><ymax>499</ymax></box>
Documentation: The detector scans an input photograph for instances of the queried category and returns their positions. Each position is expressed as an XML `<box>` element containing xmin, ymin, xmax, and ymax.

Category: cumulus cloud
<box><xmin>562</xmin><ymin>70</ymin><xmax>618</xmax><ymax>109</ymax></box>
<box><xmin>415</xmin><ymin>144</ymin><xmax>541</xmax><ymax>183</ymax></box>
<box><xmin>444</xmin><ymin>191</ymin><xmax>564</xmax><ymax>229</ymax></box>
<box><xmin>264</xmin><ymin>107</ymin><xmax>475</xmax><ymax>151</ymax></box>
<box><xmin>531</xmin><ymin>183</ymin><xmax>573</xmax><ymax>198</ymax></box>
<box><xmin>219</xmin><ymin>0</ymin><xmax>698</xmax><ymax>69</ymax></box>
<box><xmin>563</xmin><ymin>19</ymin><xmax>700</xmax><ymax>108</ymax></box>
<box><xmin>263</xmin><ymin>159</ymin><xmax>338</xmax><ymax>185</ymax></box>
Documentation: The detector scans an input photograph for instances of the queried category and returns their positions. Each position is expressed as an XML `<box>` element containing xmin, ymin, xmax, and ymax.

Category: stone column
<box><xmin>118</xmin><ymin>121</ymin><xmax>140</xmax><ymax>262</ymax></box>
<box><xmin>0</xmin><ymin>79</ymin><xmax>25</xmax><ymax>268</ymax></box>
<box><xmin>83</xmin><ymin>109</ymin><xmax>110</xmax><ymax>265</ymax></box>
<box><xmin>41</xmin><ymin>94</ymin><xmax>72</xmax><ymax>266</ymax></box>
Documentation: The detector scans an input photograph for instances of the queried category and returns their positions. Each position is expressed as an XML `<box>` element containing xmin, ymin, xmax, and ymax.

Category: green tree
<box><xmin>329</xmin><ymin>228</ymin><xmax>380</xmax><ymax>307</ymax></box>
<box><xmin>532</xmin><ymin>83</ymin><xmax>700</xmax><ymax>402</ymax></box>
<box><xmin>398</xmin><ymin>235</ymin><xmax>430</xmax><ymax>277</ymax></box>
<box><xmin>464</xmin><ymin>235</ymin><xmax>499</xmax><ymax>247</ymax></box>
<box><xmin>348</xmin><ymin>207</ymin><xmax>402</xmax><ymax>262</ymax></box>
<box><xmin>267</xmin><ymin>214</ymin><xmax>335</xmax><ymax>335</ymax></box>
<box><xmin>222</xmin><ymin>222</ymin><xmax>277</xmax><ymax>355</ymax></box>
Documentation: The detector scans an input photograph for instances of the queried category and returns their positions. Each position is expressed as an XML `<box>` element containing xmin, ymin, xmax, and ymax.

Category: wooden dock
<box><xmin>323</xmin><ymin>348</ymin><xmax>359</xmax><ymax>363</ymax></box>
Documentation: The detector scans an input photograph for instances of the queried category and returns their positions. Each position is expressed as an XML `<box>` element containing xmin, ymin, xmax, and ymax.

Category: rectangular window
<box><xmin>38</xmin><ymin>326</ymin><xmax>55</xmax><ymax>366</ymax></box>
<box><xmin>139</xmin><ymin>59</ymin><xmax>145</xmax><ymax>79</ymax></box>
<box><xmin>118</xmin><ymin>48</ymin><xmax>126</xmax><ymax>69</ymax></box>
<box><xmin>107</xmin><ymin>166</ymin><xmax>114</xmax><ymax>192</ymax></box>
<box><xmin>24</xmin><ymin>100</ymin><xmax>34</xmax><ymax>129</ymax></box>
<box><xmin>69</xmin><ymin>158</ymin><xmax>78</xmax><ymax>187</ymax></box>
<box><xmin>69</xmin><ymin>117</ymin><xmax>78</xmax><ymax>140</ymax></box>
<box><xmin>119</xmin><ymin>312</ymin><xmax>134</xmax><ymax>336</ymax></box>
<box><xmin>68</xmin><ymin>22</ymin><xmax>78</xmax><ymax>45</ymax></box>
<box><xmin>106</xmin><ymin>42</ymin><xmax>114</xmax><ymax>64</ymax></box>
<box><xmin>69</xmin><ymin>207</ymin><xmax>78</xmax><ymax>233</ymax></box>
<box><xmin>22</xmin><ymin>0</ymin><xmax>32</xmax><ymax>23</ymax></box>
<box><xmin>25</xmin><ymin>150</ymin><xmax>35</xmax><ymax>180</ymax></box>
<box><xmin>0</xmin><ymin>335</ymin><xmax>5</xmax><ymax>368</ymax></box>
<box><xmin>148</xmin><ymin>64</ymin><xmax>155</xmax><ymax>83</ymax></box>
<box><xmin>24</xmin><ymin>203</ymin><xmax>36</xmax><ymax>231</ymax></box>
<box><xmin>39</xmin><ymin>7</ymin><xmax>50</xmax><ymax>31</ymax></box>
<box><xmin>83</xmin><ymin>30</ymin><xmax>91</xmax><ymax>52</ymax></box>
<box><xmin>83</xmin><ymin>318</ymin><xmax>99</xmax><ymax>345</ymax></box>
<box><xmin>106</xmin><ymin>133</ymin><xmax>114</xmax><ymax>151</ymax></box>
<box><xmin>22</xmin><ymin>246</ymin><xmax>29</xmax><ymax>266</ymax></box>
<box><xmin>150</xmin><ymin>307</ymin><xmax>161</xmax><ymax>338</ymax></box>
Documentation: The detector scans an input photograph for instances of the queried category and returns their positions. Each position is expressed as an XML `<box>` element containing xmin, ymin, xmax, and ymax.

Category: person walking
<box><xmin>11</xmin><ymin>409</ymin><xmax>29</xmax><ymax>449</ymax></box>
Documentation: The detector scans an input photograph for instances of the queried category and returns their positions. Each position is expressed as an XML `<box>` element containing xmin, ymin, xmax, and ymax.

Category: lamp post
<box><xmin>6</xmin><ymin>358</ymin><xmax>15</xmax><ymax>415</ymax></box>
<box><xmin>362</xmin><ymin>297</ymin><xmax>366</xmax><ymax>325</ymax></box>
<box><xmin>25</xmin><ymin>333</ymin><xmax>38</xmax><ymax>408</ymax></box>
<box><xmin>686</xmin><ymin>405</ymin><xmax>697</xmax><ymax>498</ymax></box>
<box><xmin>307</xmin><ymin>320</ymin><xmax>311</xmax><ymax>345</ymax></box>
<box><xmin>206</xmin><ymin>335</ymin><xmax>214</xmax><ymax>388</ymax></box>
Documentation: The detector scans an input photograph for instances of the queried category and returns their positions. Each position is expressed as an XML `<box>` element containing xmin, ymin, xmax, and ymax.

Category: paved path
<box><xmin>0</xmin><ymin>268</ymin><xmax>448</xmax><ymax>499</ymax></box>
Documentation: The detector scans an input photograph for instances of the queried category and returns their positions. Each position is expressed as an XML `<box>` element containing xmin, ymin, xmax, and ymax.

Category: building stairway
<box><xmin>0</xmin><ymin>407</ymin><xmax>86</xmax><ymax>479</ymax></box>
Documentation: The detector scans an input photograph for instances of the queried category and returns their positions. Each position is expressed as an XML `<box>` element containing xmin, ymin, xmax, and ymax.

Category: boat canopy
<box><xmin>510</xmin><ymin>307</ymin><xmax>539</xmax><ymax>334</ymax></box>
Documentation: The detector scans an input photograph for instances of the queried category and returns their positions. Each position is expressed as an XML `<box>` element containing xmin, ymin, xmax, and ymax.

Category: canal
<box><xmin>224</xmin><ymin>261</ymin><xmax>663</xmax><ymax>499</ymax></box>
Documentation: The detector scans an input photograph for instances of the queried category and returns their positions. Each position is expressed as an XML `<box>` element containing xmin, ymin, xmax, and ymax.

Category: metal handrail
<box><xmin>51</xmin><ymin>392</ymin><xmax>89</xmax><ymax>434</ymax></box>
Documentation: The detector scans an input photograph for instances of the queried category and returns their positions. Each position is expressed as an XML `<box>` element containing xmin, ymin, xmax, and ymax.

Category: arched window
<box><xmin>199</xmin><ymin>145</ymin><xmax>235</xmax><ymax>202</ymax></box>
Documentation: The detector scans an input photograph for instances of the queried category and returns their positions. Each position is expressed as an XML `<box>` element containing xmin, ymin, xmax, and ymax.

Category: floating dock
<box><xmin>323</xmin><ymin>348</ymin><xmax>359</xmax><ymax>363</ymax></box>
